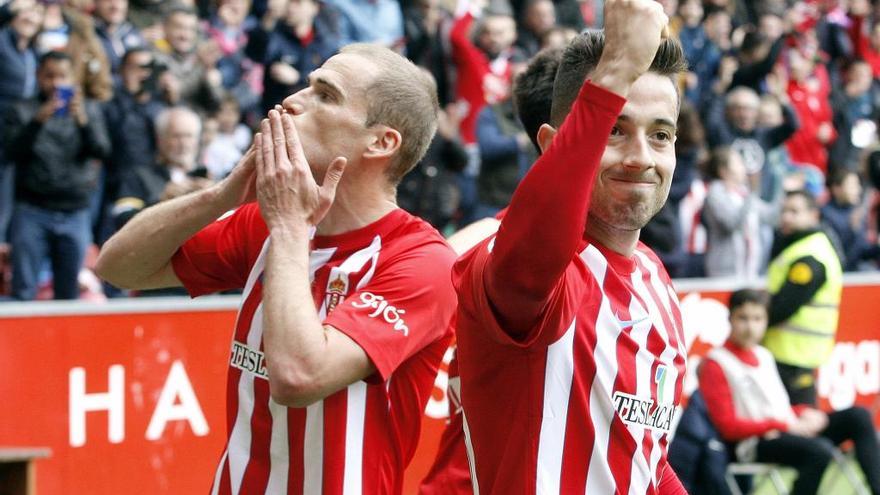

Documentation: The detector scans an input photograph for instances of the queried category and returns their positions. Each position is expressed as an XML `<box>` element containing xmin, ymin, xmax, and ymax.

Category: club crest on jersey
<box><xmin>324</xmin><ymin>271</ymin><xmax>349</xmax><ymax>315</ymax></box>
<box><xmin>612</xmin><ymin>389</ymin><xmax>676</xmax><ymax>434</ymax></box>
<box><xmin>351</xmin><ymin>292</ymin><xmax>409</xmax><ymax>336</ymax></box>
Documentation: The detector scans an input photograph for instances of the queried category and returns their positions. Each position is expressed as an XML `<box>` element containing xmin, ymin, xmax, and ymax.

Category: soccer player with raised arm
<box><xmin>420</xmin><ymin>45</ymin><xmax>564</xmax><ymax>495</ymax></box>
<box><xmin>96</xmin><ymin>44</ymin><xmax>457</xmax><ymax>494</ymax></box>
<box><xmin>453</xmin><ymin>1</ymin><xmax>690</xmax><ymax>493</ymax></box>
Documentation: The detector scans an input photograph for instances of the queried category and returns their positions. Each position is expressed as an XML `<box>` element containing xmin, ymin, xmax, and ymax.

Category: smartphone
<box><xmin>54</xmin><ymin>86</ymin><xmax>74</xmax><ymax>117</ymax></box>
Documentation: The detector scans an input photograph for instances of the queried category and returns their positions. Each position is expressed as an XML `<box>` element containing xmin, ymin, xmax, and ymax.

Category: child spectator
<box><xmin>699</xmin><ymin>288</ymin><xmax>880</xmax><ymax>495</ymax></box>
<box><xmin>200</xmin><ymin>94</ymin><xmax>251</xmax><ymax>179</ymax></box>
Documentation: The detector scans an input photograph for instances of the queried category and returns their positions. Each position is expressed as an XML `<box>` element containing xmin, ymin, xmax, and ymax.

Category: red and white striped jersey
<box><xmin>453</xmin><ymin>237</ymin><xmax>688</xmax><ymax>494</ymax></box>
<box><xmin>172</xmin><ymin>204</ymin><xmax>457</xmax><ymax>494</ymax></box>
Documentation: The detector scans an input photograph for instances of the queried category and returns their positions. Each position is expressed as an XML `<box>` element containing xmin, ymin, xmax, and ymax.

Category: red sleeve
<box><xmin>324</xmin><ymin>241</ymin><xmax>457</xmax><ymax>381</ymax></box>
<box><xmin>481</xmin><ymin>82</ymin><xmax>625</xmax><ymax>337</ymax></box>
<box><xmin>698</xmin><ymin>358</ymin><xmax>789</xmax><ymax>442</ymax></box>
<box><xmin>657</xmin><ymin>460</ymin><xmax>688</xmax><ymax>495</ymax></box>
<box><xmin>849</xmin><ymin>15</ymin><xmax>880</xmax><ymax>76</ymax></box>
<box><xmin>453</xmin><ymin>235</ymin><xmax>588</xmax><ymax>347</ymax></box>
<box><xmin>450</xmin><ymin>12</ymin><xmax>490</xmax><ymax>143</ymax></box>
<box><xmin>849</xmin><ymin>15</ymin><xmax>870</xmax><ymax>60</ymax></box>
<box><xmin>171</xmin><ymin>202</ymin><xmax>268</xmax><ymax>297</ymax></box>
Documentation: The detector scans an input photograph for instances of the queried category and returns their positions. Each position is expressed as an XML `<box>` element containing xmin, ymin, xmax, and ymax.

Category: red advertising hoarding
<box><xmin>1</xmin><ymin>276</ymin><xmax>879</xmax><ymax>494</ymax></box>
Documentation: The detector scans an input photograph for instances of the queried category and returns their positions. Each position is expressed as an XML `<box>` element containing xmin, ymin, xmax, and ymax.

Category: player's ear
<box><xmin>364</xmin><ymin>126</ymin><xmax>402</xmax><ymax>162</ymax></box>
<box><xmin>537</xmin><ymin>124</ymin><xmax>557</xmax><ymax>154</ymax></box>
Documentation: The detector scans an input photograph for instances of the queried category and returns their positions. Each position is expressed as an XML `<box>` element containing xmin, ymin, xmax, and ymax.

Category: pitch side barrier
<box><xmin>1</xmin><ymin>274</ymin><xmax>879</xmax><ymax>494</ymax></box>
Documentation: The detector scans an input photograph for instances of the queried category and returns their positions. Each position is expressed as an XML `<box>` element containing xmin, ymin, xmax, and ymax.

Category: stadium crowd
<box><xmin>3</xmin><ymin>0</ymin><xmax>880</xmax><ymax>300</ymax></box>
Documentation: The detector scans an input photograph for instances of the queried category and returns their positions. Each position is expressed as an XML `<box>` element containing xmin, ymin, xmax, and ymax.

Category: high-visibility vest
<box><xmin>764</xmin><ymin>231</ymin><xmax>842</xmax><ymax>369</ymax></box>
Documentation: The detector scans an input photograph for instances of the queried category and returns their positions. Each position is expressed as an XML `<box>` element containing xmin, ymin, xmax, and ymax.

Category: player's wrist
<box><xmin>589</xmin><ymin>63</ymin><xmax>639</xmax><ymax>98</ymax></box>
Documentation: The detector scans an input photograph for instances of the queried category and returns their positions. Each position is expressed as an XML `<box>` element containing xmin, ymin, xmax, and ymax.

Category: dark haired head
<box><xmin>38</xmin><ymin>50</ymin><xmax>72</xmax><ymax>68</ymax></box>
<box><xmin>513</xmin><ymin>47</ymin><xmax>563</xmax><ymax>153</ymax></box>
<box><xmin>827</xmin><ymin>167</ymin><xmax>858</xmax><ymax>188</ymax></box>
<box><xmin>121</xmin><ymin>46</ymin><xmax>152</xmax><ymax>67</ymax></box>
<box><xmin>728</xmin><ymin>288</ymin><xmax>769</xmax><ymax>313</ymax></box>
<box><xmin>549</xmin><ymin>30</ymin><xmax>687</xmax><ymax>127</ymax></box>
<box><xmin>706</xmin><ymin>146</ymin><xmax>733</xmax><ymax>179</ymax></box>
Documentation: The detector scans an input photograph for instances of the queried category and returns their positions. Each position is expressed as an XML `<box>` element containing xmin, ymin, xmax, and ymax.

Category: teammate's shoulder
<box><xmin>382</xmin><ymin>209</ymin><xmax>457</xmax><ymax>258</ymax></box>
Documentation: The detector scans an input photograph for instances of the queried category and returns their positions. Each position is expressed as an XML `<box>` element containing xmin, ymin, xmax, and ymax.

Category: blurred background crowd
<box><xmin>3</xmin><ymin>0</ymin><xmax>880</xmax><ymax>301</ymax></box>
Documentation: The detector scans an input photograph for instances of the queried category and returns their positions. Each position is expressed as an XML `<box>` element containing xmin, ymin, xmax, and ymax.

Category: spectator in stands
<box><xmin>37</xmin><ymin>0</ymin><xmax>113</xmax><ymax>102</ymax></box>
<box><xmin>785</xmin><ymin>46</ymin><xmax>836</xmax><ymax>175</ymax></box>
<box><xmin>2</xmin><ymin>51</ymin><xmax>110</xmax><ymax>300</ymax></box>
<box><xmin>730</xmin><ymin>23</ymin><xmax>787</xmax><ymax>95</ymax></box>
<box><xmin>200</xmin><ymin>93</ymin><xmax>251</xmax><ymax>179</ymax></box>
<box><xmin>246</xmin><ymin>0</ymin><xmax>342</xmax><ymax>114</ymax></box>
<box><xmin>449</xmin><ymin>4</ymin><xmax>520</xmax><ymax>224</ymax></box>
<box><xmin>398</xmin><ymin>102</ymin><xmax>468</xmax><ymax>231</ymax></box>
<box><xmin>705</xmin><ymin>86</ymin><xmax>799</xmax><ymax>182</ymax></box>
<box><xmin>822</xmin><ymin>168</ymin><xmax>880</xmax><ymax>271</ymax></box>
<box><xmin>515</xmin><ymin>0</ymin><xmax>554</xmax><ymax>57</ymax></box>
<box><xmin>154</xmin><ymin>6</ymin><xmax>223</xmax><ymax>113</ymax></box>
<box><xmin>830</xmin><ymin>58</ymin><xmax>880</xmax><ymax>173</ymax></box>
<box><xmin>98</xmin><ymin>46</ymin><xmax>168</xmax><ymax>241</ymax></box>
<box><xmin>112</xmin><ymin>106</ymin><xmax>210</xmax><ymax>229</ymax></box>
<box><xmin>0</xmin><ymin>0</ymin><xmax>43</xmax><ymax>114</ymax></box>
<box><xmin>323</xmin><ymin>0</ymin><xmax>403</xmax><ymax>48</ymax></box>
<box><xmin>702</xmin><ymin>146</ymin><xmax>779</xmax><ymax>278</ymax></box>
<box><xmin>766</xmin><ymin>190</ymin><xmax>843</xmax><ymax>406</ymax></box>
<box><xmin>204</xmin><ymin>0</ymin><xmax>262</xmax><ymax>116</ymax></box>
<box><xmin>676</xmin><ymin>0</ymin><xmax>713</xmax><ymax>106</ymax></box>
<box><xmin>700</xmin><ymin>288</ymin><xmax>880</xmax><ymax>495</ymax></box>
<box><xmin>475</xmin><ymin>60</ymin><xmax>533</xmax><ymax>218</ymax></box>
<box><xmin>0</xmin><ymin>0</ymin><xmax>44</xmax><ymax>244</ymax></box>
<box><xmin>93</xmin><ymin>0</ymin><xmax>144</xmax><ymax>76</ymax></box>
<box><xmin>848</xmin><ymin>0</ymin><xmax>880</xmax><ymax>78</ymax></box>
<box><xmin>403</xmin><ymin>0</ymin><xmax>455</xmax><ymax>104</ymax></box>
<box><xmin>450</xmin><ymin>4</ymin><xmax>520</xmax><ymax>145</ymax></box>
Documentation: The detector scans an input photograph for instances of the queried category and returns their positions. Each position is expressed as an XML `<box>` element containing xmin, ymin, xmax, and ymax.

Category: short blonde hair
<box><xmin>340</xmin><ymin>44</ymin><xmax>439</xmax><ymax>184</ymax></box>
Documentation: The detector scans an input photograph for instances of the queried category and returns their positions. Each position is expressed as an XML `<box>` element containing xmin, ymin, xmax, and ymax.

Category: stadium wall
<box><xmin>1</xmin><ymin>275</ymin><xmax>879</xmax><ymax>494</ymax></box>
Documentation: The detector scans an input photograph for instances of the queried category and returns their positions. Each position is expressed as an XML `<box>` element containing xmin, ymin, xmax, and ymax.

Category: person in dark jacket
<box><xmin>475</xmin><ymin>90</ymin><xmax>535</xmax><ymax>217</ymax></box>
<box><xmin>821</xmin><ymin>168</ymin><xmax>880</xmax><ymax>271</ymax></box>
<box><xmin>245</xmin><ymin>0</ymin><xmax>342</xmax><ymax>113</ymax></box>
<box><xmin>93</xmin><ymin>0</ymin><xmax>144</xmax><ymax>77</ymax></box>
<box><xmin>97</xmin><ymin>47</ymin><xmax>167</xmax><ymax>242</ymax></box>
<box><xmin>0</xmin><ymin>0</ymin><xmax>44</xmax><ymax>244</ymax></box>
<box><xmin>705</xmin><ymin>85</ymin><xmax>799</xmax><ymax>181</ymax></box>
<box><xmin>2</xmin><ymin>51</ymin><xmax>110</xmax><ymax>300</ymax></box>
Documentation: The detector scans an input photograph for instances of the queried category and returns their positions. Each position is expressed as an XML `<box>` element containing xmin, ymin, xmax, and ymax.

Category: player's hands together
<box><xmin>591</xmin><ymin>0</ymin><xmax>668</xmax><ymax>97</ymax></box>
<box><xmin>255</xmin><ymin>109</ymin><xmax>347</xmax><ymax>230</ymax></box>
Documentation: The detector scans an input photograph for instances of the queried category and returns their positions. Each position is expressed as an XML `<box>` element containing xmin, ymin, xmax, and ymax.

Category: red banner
<box><xmin>1</xmin><ymin>278</ymin><xmax>879</xmax><ymax>494</ymax></box>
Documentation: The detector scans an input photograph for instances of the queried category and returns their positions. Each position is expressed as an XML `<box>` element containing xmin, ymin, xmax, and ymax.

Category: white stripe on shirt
<box><xmin>536</xmin><ymin>317</ymin><xmax>577</xmax><ymax>493</ymax></box>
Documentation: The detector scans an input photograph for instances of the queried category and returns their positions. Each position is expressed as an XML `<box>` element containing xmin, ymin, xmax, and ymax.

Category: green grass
<box><xmin>747</xmin><ymin>458</ymin><xmax>868</xmax><ymax>494</ymax></box>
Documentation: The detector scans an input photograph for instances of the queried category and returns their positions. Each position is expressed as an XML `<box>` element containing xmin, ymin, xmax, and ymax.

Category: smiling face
<box><xmin>588</xmin><ymin>72</ymin><xmax>678</xmax><ymax>232</ymax></box>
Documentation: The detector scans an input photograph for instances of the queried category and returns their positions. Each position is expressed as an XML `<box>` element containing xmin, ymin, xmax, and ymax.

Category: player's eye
<box><xmin>610</xmin><ymin>125</ymin><xmax>624</xmax><ymax>137</ymax></box>
<box><xmin>652</xmin><ymin>130</ymin><xmax>673</xmax><ymax>142</ymax></box>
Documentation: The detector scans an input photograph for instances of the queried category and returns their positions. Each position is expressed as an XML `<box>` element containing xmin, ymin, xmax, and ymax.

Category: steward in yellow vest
<box><xmin>764</xmin><ymin>191</ymin><xmax>843</xmax><ymax>406</ymax></box>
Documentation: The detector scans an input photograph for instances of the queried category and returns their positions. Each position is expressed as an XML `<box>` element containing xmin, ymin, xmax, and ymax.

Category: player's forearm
<box><xmin>261</xmin><ymin>225</ymin><xmax>334</xmax><ymax>407</ymax></box>
<box><xmin>486</xmin><ymin>82</ymin><xmax>625</xmax><ymax>331</ymax></box>
<box><xmin>96</xmin><ymin>184</ymin><xmax>235</xmax><ymax>289</ymax></box>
